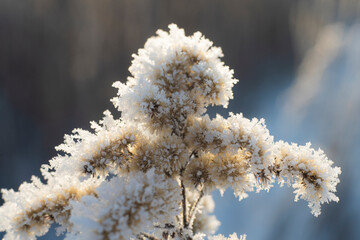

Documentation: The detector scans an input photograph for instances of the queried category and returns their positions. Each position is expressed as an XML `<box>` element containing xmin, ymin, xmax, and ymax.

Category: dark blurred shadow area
<box><xmin>0</xmin><ymin>0</ymin><xmax>359</xmax><ymax>239</ymax></box>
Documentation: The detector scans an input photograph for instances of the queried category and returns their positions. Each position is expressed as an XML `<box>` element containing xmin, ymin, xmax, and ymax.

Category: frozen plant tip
<box><xmin>0</xmin><ymin>24</ymin><xmax>341</xmax><ymax>240</ymax></box>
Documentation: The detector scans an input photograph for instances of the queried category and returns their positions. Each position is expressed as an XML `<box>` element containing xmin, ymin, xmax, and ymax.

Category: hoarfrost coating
<box><xmin>0</xmin><ymin>24</ymin><xmax>340</xmax><ymax>240</ymax></box>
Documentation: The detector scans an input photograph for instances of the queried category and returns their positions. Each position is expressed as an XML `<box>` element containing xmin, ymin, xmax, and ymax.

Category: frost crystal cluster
<box><xmin>0</xmin><ymin>24</ymin><xmax>341</xmax><ymax>240</ymax></box>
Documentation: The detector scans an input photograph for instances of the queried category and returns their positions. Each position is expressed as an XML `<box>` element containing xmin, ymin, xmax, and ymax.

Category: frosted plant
<box><xmin>0</xmin><ymin>24</ymin><xmax>341</xmax><ymax>240</ymax></box>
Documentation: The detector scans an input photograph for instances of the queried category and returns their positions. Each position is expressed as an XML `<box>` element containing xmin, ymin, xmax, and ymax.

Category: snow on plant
<box><xmin>0</xmin><ymin>24</ymin><xmax>341</xmax><ymax>240</ymax></box>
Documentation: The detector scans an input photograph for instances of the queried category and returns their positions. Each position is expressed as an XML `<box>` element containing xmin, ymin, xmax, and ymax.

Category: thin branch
<box><xmin>178</xmin><ymin>149</ymin><xmax>198</xmax><ymax>229</ymax></box>
<box><xmin>176</xmin><ymin>215</ymin><xmax>181</xmax><ymax>224</ymax></box>
<box><xmin>181</xmin><ymin>178</ymin><xmax>188</xmax><ymax>228</ymax></box>
<box><xmin>182</xmin><ymin>149</ymin><xmax>198</xmax><ymax>174</ymax></box>
<box><xmin>138</xmin><ymin>232</ymin><xmax>159</xmax><ymax>240</ymax></box>
<box><xmin>189</xmin><ymin>149</ymin><xmax>197</xmax><ymax>159</ymax></box>
<box><xmin>154</xmin><ymin>223</ymin><xmax>175</xmax><ymax>229</ymax></box>
<box><xmin>188</xmin><ymin>190</ymin><xmax>204</xmax><ymax>228</ymax></box>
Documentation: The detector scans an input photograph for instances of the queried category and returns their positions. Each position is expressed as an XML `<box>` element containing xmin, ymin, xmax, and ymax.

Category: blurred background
<box><xmin>0</xmin><ymin>0</ymin><xmax>359</xmax><ymax>239</ymax></box>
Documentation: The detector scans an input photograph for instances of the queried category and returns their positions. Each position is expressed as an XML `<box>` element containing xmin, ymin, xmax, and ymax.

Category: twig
<box><xmin>185</xmin><ymin>149</ymin><xmax>197</xmax><ymax>169</ymax></box>
<box><xmin>154</xmin><ymin>223</ymin><xmax>175</xmax><ymax>229</ymax></box>
<box><xmin>181</xmin><ymin>178</ymin><xmax>188</xmax><ymax>228</ymax></box>
<box><xmin>188</xmin><ymin>190</ymin><xmax>204</xmax><ymax>228</ymax></box>
<box><xmin>138</xmin><ymin>232</ymin><xmax>159</xmax><ymax>240</ymax></box>
<box><xmin>179</xmin><ymin>149</ymin><xmax>198</xmax><ymax>229</ymax></box>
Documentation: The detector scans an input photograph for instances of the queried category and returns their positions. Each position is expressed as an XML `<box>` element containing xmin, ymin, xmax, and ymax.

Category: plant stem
<box><xmin>188</xmin><ymin>190</ymin><xmax>204</xmax><ymax>228</ymax></box>
<box><xmin>139</xmin><ymin>232</ymin><xmax>159</xmax><ymax>240</ymax></box>
<box><xmin>179</xmin><ymin>149</ymin><xmax>198</xmax><ymax>229</ymax></box>
<box><xmin>181</xmin><ymin>178</ymin><xmax>188</xmax><ymax>228</ymax></box>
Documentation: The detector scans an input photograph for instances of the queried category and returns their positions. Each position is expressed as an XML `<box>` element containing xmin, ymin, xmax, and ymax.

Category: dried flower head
<box><xmin>0</xmin><ymin>24</ymin><xmax>340</xmax><ymax>240</ymax></box>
